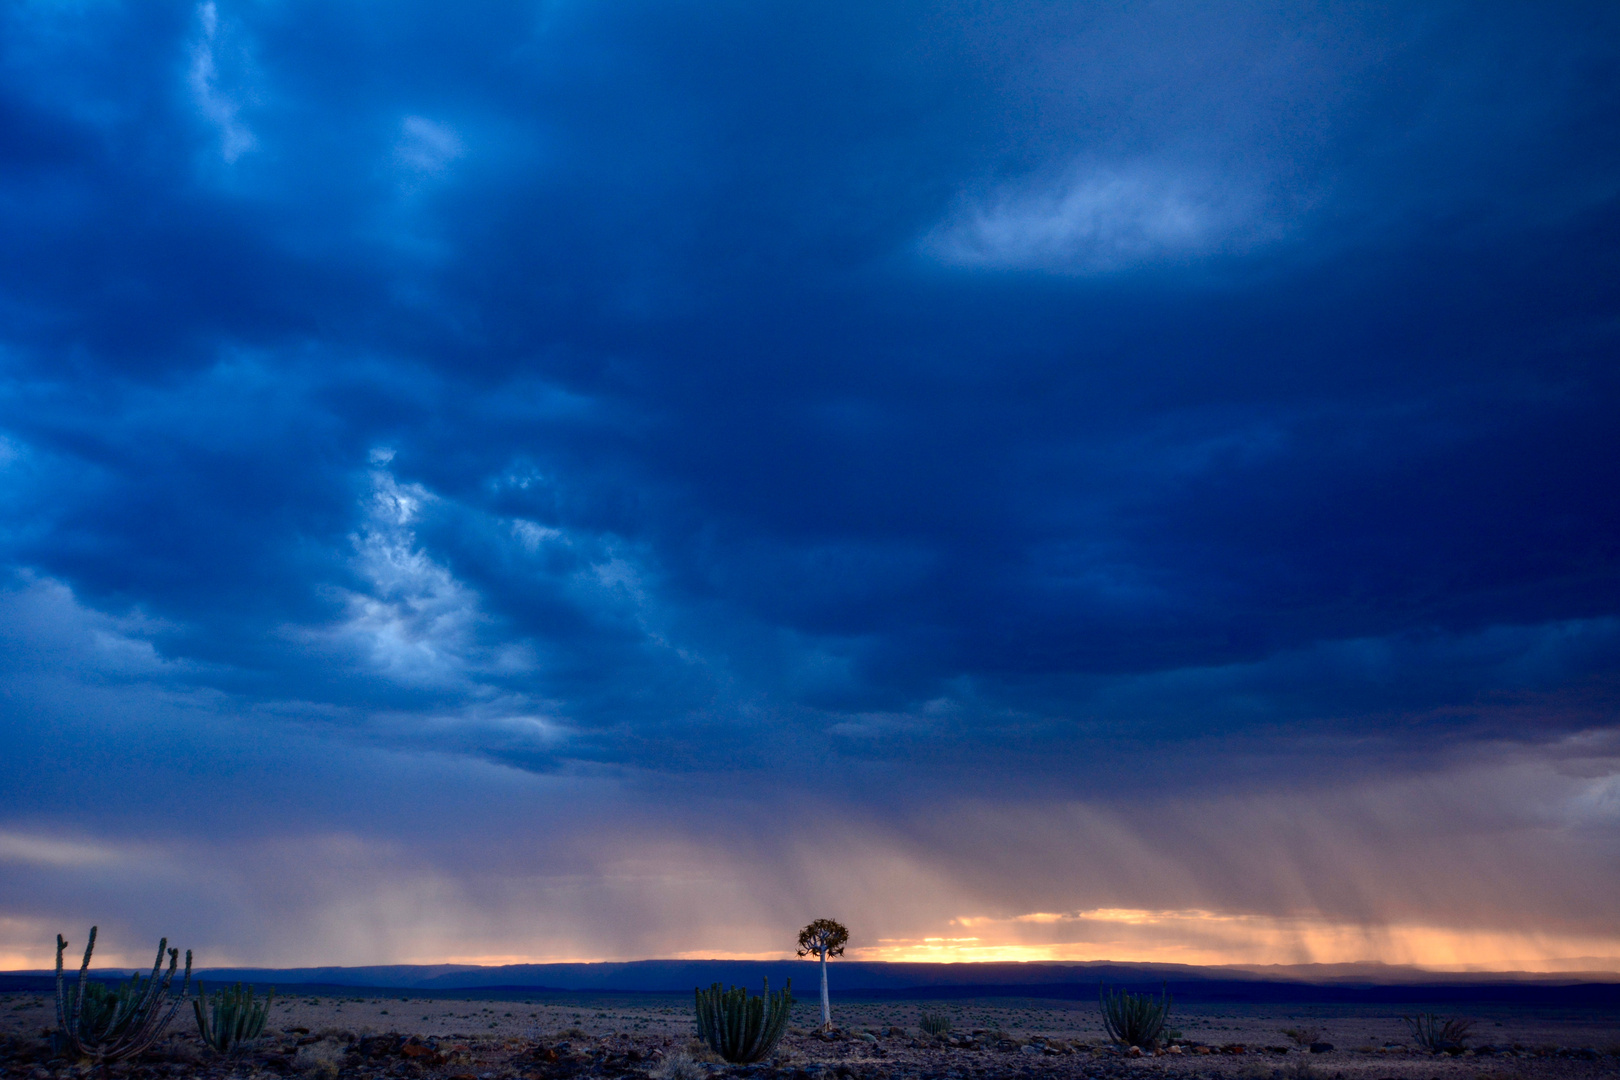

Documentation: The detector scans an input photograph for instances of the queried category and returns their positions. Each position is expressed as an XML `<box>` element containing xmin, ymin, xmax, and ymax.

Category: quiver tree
<box><xmin>55</xmin><ymin>927</ymin><xmax>193</xmax><ymax>1063</ymax></box>
<box><xmin>796</xmin><ymin>918</ymin><xmax>848</xmax><ymax>1030</ymax></box>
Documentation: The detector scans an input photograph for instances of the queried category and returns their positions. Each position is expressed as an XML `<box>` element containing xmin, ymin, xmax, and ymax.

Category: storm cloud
<box><xmin>1</xmin><ymin>0</ymin><xmax>1619</xmax><ymax>971</ymax></box>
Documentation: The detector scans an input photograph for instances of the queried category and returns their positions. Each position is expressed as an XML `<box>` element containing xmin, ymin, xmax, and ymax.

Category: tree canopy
<box><xmin>797</xmin><ymin>918</ymin><xmax>849</xmax><ymax>958</ymax></box>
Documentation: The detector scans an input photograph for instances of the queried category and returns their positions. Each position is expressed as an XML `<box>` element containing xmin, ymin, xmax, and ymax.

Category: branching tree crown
<box><xmin>797</xmin><ymin>918</ymin><xmax>848</xmax><ymax>958</ymax></box>
<box><xmin>798</xmin><ymin>918</ymin><xmax>850</xmax><ymax>1029</ymax></box>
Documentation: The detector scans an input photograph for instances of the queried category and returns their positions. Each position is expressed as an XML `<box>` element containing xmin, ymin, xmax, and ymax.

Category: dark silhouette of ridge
<box><xmin>6</xmin><ymin>959</ymin><xmax>1619</xmax><ymax>1007</ymax></box>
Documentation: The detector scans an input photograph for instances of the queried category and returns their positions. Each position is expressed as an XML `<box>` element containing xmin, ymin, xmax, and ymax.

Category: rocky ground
<box><xmin>3</xmin><ymin>993</ymin><xmax>1618</xmax><ymax>1080</ymax></box>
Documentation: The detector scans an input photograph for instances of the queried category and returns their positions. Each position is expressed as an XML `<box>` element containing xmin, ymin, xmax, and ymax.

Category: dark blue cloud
<box><xmin>2</xmin><ymin>0</ymin><xmax>1619</xmax><ymax>967</ymax></box>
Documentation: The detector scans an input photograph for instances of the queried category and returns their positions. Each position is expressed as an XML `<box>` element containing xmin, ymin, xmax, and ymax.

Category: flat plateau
<box><xmin>4</xmin><ymin>992</ymin><xmax>1618</xmax><ymax>1080</ymax></box>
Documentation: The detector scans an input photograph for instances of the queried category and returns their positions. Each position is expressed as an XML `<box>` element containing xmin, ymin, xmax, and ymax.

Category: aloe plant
<box><xmin>693</xmin><ymin>979</ymin><xmax>793</xmax><ymax>1063</ymax></box>
<box><xmin>195</xmin><ymin>982</ymin><xmax>276</xmax><ymax>1054</ymax></box>
<box><xmin>1099</xmin><ymin>983</ymin><xmax>1171</xmax><ymax>1049</ymax></box>
<box><xmin>55</xmin><ymin>927</ymin><xmax>192</xmax><ymax>1063</ymax></box>
<box><xmin>1405</xmin><ymin>1014</ymin><xmax>1472</xmax><ymax>1053</ymax></box>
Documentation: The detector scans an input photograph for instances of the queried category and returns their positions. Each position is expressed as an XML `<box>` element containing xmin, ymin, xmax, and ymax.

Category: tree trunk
<box><xmin>819</xmin><ymin>947</ymin><xmax>830</xmax><ymax>1029</ymax></box>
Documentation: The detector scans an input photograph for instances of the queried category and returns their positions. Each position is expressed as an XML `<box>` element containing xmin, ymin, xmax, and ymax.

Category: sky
<box><xmin>1</xmin><ymin>0</ymin><xmax>1619</xmax><ymax>974</ymax></box>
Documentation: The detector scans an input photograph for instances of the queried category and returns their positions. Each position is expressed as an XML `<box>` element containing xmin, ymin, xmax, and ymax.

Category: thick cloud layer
<box><xmin>2</xmin><ymin>1</ymin><xmax>1619</xmax><ymax>970</ymax></box>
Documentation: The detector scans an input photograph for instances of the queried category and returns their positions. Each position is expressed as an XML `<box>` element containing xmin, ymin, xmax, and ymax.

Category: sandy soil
<box><xmin>4</xmin><ymin>990</ymin><xmax>1619</xmax><ymax>1080</ymax></box>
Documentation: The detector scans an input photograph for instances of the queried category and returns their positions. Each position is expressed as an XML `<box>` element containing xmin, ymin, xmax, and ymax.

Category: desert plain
<box><xmin>3</xmin><ymin>990</ymin><xmax>1619</xmax><ymax>1080</ymax></box>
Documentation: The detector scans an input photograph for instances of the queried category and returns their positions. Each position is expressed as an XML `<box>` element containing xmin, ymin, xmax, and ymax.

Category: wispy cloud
<box><xmin>320</xmin><ymin>464</ymin><xmax>491</xmax><ymax>687</ymax></box>
<box><xmin>396</xmin><ymin>116</ymin><xmax>465</xmax><ymax>176</ymax></box>
<box><xmin>188</xmin><ymin>2</ymin><xmax>255</xmax><ymax>163</ymax></box>
<box><xmin>927</xmin><ymin>163</ymin><xmax>1287</xmax><ymax>274</ymax></box>
<box><xmin>0</xmin><ymin>831</ymin><xmax>132</xmax><ymax>870</ymax></box>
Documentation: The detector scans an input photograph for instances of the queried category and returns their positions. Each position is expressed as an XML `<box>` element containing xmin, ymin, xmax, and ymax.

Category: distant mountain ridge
<box><xmin>193</xmin><ymin>958</ymin><xmax>1620</xmax><ymax>990</ymax></box>
<box><xmin>7</xmin><ymin>959</ymin><xmax>1619</xmax><ymax>1006</ymax></box>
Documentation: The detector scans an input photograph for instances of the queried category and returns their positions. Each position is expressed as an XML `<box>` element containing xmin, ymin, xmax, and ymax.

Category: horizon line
<box><xmin>7</xmin><ymin>956</ymin><xmax>1620</xmax><ymax>979</ymax></box>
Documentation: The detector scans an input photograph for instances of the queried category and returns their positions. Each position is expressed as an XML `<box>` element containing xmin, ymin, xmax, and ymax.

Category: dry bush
<box><xmin>293</xmin><ymin>1038</ymin><xmax>348</xmax><ymax>1079</ymax></box>
<box><xmin>149</xmin><ymin>1038</ymin><xmax>202</xmax><ymax>1065</ymax></box>
<box><xmin>682</xmin><ymin>1037</ymin><xmax>722</xmax><ymax>1063</ymax></box>
<box><xmin>651</xmin><ymin>1048</ymin><xmax>707</xmax><ymax>1080</ymax></box>
<box><xmin>1405</xmin><ymin>1014</ymin><xmax>1472</xmax><ymax>1053</ymax></box>
<box><xmin>1230</xmin><ymin>1061</ymin><xmax>1318</xmax><ymax>1080</ymax></box>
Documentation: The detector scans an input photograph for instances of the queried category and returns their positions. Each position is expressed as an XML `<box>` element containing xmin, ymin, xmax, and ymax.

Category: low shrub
<box><xmin>1405</xmin><ymin>1014</ymin><xmax>1472</xmax><ymax>1053</ymax></box>
<box><xmin>693</xmin><ymin>980</ymin><xmax>793</xmax><ymax>1064</ymax></box>
<box><xmin>293</xmin><ymin>1038</ymin><xmax>348</xmax><ymax>1079</ymax></box>
<box><xmin>1099</xmin><ymin>984</ymin><xmax>1172</xmax><ymax>1050</ymax></box>
<box><xmin>651</xmin><ymin>1049</ymin><xmax>706</xmax><ymax>1080</ymax></box>
<box><xmin>54</xmin><ymin>927</ymin><xmax>193</xmax><ymax>1064</ymax></box>
<box><xmin>194</xmin><ymin>982</ymin><xmax>276</xmax><ymax>1055</ymax></box>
